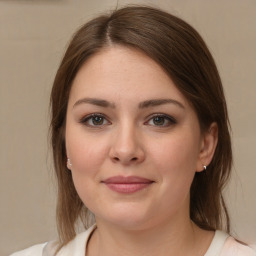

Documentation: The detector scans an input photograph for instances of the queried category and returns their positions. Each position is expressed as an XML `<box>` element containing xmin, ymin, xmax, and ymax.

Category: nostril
<box><xmin>131</xmin><ymin>157</ymin><xmax>138</xmax><ymax>161</ymax></box>
<box><xmin>113</xmin><ymin>157</ymin><xmax>119</xmax><ymax>161</ymax></box>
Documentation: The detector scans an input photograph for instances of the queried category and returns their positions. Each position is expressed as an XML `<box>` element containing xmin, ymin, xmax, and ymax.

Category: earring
<box><xmin>203</xmin><ymin>165</ymin><xmax>207</xmax><ymax>171</ymax></box>
<box><xmin>67</xmin><ymin>158</ymin><xmax>72</xmax><ymax>167</ymax></box>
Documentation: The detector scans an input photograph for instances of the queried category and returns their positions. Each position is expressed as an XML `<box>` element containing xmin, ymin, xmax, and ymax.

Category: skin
<box><xmin>65</xmin><ymin>46</ymin><xmax>218</xmax><ymax>256</ymax></box>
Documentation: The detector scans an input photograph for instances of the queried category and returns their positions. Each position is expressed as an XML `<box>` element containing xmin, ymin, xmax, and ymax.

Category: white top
<box><xmin>10</xmin><ymin>225</ymin><xmax>256</xmax><ymax>256</ymax></box>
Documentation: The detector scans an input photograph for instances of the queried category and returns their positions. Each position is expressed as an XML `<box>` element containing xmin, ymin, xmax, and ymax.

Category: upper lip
<box><xmin>102</xmin><ymin>176</ymin><xmax>154</xmax><ymax>184</ymax></box>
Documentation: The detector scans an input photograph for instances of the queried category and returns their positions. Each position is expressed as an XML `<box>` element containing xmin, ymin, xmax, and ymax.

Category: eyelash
<box><xmin>79</xmin><ymin>113</ymin><xmax>110</xmax><ymax>127</ymax></box>
<box><xmin>145</xmin><ymin>114</ymin><xmax>177</xmax><ymax>127</ymax></box>
<box><xmin>79</xmin><ymin>113</ymin><xmax>177</xmax><ymax>128</ymax></box>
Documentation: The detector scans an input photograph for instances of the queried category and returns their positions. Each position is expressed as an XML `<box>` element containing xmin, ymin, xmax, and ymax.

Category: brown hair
<box><xmin>50</xmin><ymin>5</ymin><xmax>232</xmax><ymax>249</ymax></box>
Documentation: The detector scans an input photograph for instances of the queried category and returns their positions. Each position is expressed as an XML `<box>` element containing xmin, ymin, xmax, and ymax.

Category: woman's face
<box><xmin>65</xmin><ymin>46</ymin><xmax>212</xmax><ymax>230</ymax></box>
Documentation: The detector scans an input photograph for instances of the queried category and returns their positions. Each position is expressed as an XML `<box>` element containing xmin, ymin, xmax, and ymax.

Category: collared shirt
<box><xmin>10</xmin><ymin>225</ymin><xmax>256</xmax><ymax>256</ymax></box>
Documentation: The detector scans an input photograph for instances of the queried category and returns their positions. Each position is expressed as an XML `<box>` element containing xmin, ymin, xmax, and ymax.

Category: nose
<box><xmin>109</xmin><ymin>125</ymin><xmax>145</xmax><ymax>165</ymax></box>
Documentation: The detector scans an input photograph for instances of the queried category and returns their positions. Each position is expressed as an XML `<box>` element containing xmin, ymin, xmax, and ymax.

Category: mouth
<box><xmin>101</xmin><ymin>176</ymin><xmax>154</xmax><ymax>194</ymax></box>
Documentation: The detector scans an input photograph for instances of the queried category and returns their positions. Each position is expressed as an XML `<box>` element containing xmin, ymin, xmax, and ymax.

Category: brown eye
<box><xmin>152</xmin><ymin>116</ymin><xmax>165</xmax><ymax>126</ymax></box>
<box><xmin>91</xmin><ymin>116</ymin><xmax>104</xmax><ymax>125</ymax></box>
<box><xmin>146</xmin><ymin>114</ymin><xmax>176</xmax><ymax>127</ymax></box>
<box><xmin>80</xmin><ymin>114</ymin><xmax>110</xmax><ymax>127</ymax></box>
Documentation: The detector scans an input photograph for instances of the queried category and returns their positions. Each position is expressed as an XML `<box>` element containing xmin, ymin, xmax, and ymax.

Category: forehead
<box><xmin>69</xmin><ymin>46</ymin><xmax>188</xmax><ymax>107</ymax></box>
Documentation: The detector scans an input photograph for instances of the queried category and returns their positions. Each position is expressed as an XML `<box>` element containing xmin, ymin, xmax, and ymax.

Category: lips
<box><xmin>102</xmin><ymin>176</ymin><xmax>154</xmax><ymax>194</ymax></box>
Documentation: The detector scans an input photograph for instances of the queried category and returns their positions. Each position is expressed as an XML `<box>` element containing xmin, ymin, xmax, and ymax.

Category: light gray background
<box><xmin>0</xmin><ymin>0</ymin><xmax>255</xmax><ymax>255</ymax></box>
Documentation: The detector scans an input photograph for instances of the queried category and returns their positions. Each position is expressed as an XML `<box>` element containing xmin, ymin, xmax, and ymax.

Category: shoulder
<box><xmin>56</xmin><ymin>224</ymin><xmax>96</xmax><ymax>255</ymax></box>
<box><xmin>205</xmin><ymin>230</ymin><xmax>256</xmax><ymax>256</ymax></box>
<box><xmin>10</xmin><ymin>225</ymin><xmax>96</xmax><ymax>256</ymax></box>
<box><xmin>9</xmin><ymin>243</ymin><xmax>47</xmax><ymax>256</ymax></box>
<box><xmin>220</xmin><ymin>237</ymin><xmax>256</xmax><ymax>256</ymax></box>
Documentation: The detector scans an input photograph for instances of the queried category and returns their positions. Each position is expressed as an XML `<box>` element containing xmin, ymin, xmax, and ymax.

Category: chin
<box><xmin>95</xmin><ymin>203</ymin><xmax>160</xmax><ymax>231</ymax></box>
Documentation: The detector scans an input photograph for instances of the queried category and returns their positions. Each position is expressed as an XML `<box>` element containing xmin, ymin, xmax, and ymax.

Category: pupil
<box><xmin>93</xmin><ymin>116</ymin><xmax>103</xmax><ymax>125</ymax></box>
<box><xmin>153</xmin><ymin>117</ymin><xmax>164</xmax><ymax>125</ymax></box>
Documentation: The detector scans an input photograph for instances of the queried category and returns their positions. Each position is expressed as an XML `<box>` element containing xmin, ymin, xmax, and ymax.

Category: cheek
<box><xmin>150</xmin><ymin>133</ymin><xmax>200</xmax><ymax>173</ymax></box>
<box><xmin>67</xmin><ymin>134</ymin><xmax>109</xmax><ymax>176</ymax></box>
<box><xmin>148</xmin><ymin>132</ymin><xmax>200</xmax><ymax>199</ymax></box>
<box><xmin>65</xmin><ymin>126</ymin><xmax>109</xmax><ymax>199</ymax></box>
<box><xmin>66</xmin><ymin>133</ymin><xmax>109</xmax><ymax>210</ymax></box>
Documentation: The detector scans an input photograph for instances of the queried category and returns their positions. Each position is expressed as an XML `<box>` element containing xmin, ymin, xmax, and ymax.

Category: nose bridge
<box><xmin>110</xmin><ymin>119</ymin><xmax>145</xmax><ymax>164</ymax></box>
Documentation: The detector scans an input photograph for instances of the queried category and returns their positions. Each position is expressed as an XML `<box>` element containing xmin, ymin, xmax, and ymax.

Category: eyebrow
<box><xmin>73</xmin><ymin>98</ymin><xmax>184</xmax><ymax>109</ymax></box>
<box><xmin>73</xmin><ymin>98</ymin><xmax>116</xmax><ymax>108</ymax></box>
<box><xmin>139</xmin><ymin>99</ymin><xmax>185</xmax><ymax>109</ymax></box>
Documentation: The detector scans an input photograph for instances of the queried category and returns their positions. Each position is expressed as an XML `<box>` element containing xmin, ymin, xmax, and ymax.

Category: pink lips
<box><xmin>102</xmin><ymin>176</ymin><xmax>154</xmax><ymax>194</ymax></box>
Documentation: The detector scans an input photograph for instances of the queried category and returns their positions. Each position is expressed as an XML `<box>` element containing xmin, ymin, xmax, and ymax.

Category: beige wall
<box><xmin>0</xmin><ymin>0</ymin><xmax>255</xmax><ymax>255</ymax></box>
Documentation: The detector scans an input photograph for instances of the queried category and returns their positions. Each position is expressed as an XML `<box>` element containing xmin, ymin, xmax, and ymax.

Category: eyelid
<box><xmin>79</xmin><ymin>113</ymin><xmax>111</xmax><ymax>127</ymax></box>
<box><xmin>145</xmin><ymin>113</ymin><xmax>177</xmax><ymax>126</ymax></box>
<box><xmin>78</xmin><ymin>112</ymin><xmax>176</xmax><ymax>127</ymax></box>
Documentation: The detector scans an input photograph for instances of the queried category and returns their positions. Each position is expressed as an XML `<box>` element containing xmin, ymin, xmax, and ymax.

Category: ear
<box><xmin>66</xmin><ymin>157</ymin><xmax>72</xmax><ymax>170</ymax></box>
<box><xmin>196</xmin><ymin>122</ymin><xmax>218</xmax><ymax>172</ymax></box>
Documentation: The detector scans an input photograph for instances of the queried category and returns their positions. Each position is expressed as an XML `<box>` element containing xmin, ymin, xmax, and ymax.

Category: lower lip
<box><xmin>104</xmin><ymin>183</ymin><xmax>153</xmax><ymax>194</ymax></box>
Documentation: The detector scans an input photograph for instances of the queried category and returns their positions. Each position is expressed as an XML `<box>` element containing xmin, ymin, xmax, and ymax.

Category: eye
<box><xmin>146</xmin><ymin>114</ymin><xmax>176</xmax><ymax>127</ymax></box>
<box><xmin>80</xmin><ymin>114</ymin><xmax>110</xmax><ymax>127</ymax></box>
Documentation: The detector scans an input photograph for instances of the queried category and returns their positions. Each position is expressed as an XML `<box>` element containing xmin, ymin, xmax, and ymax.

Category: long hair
<box><xmin>50</xmin><ymin>5</ymin><xmax>232</xmax><ymax>249</ymax></box>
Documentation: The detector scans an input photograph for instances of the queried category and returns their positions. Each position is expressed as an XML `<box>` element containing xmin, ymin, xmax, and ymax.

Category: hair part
<box><xmin>50</xmin><ymin>5</ymin><xmax>232</xmax><ymax>249</ymax></box>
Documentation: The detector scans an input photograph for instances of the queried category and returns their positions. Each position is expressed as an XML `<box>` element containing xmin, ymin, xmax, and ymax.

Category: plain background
<box><xmin>0</xmin><ymin>0</ymin><xmax>255</xmax><ymax>255</ymax></box>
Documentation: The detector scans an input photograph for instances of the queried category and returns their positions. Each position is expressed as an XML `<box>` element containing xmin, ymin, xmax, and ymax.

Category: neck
<box><xmin>87</xmin><ymin>216</ymin><xmax>214</xmax><ymax>256</ymax></box>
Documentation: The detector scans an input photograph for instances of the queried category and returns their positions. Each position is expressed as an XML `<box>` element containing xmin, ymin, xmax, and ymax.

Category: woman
<box><xmin>11</xmin><ymin>6</ymin><xmax>256</xmax><ymax>256</ymax></box>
